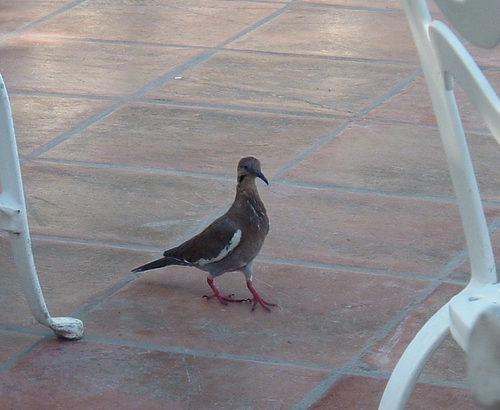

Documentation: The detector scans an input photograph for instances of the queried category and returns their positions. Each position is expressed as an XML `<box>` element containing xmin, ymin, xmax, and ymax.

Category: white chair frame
<box><xmin>379</xmin><ymin>0</ymin><xmax>500</xmax><ymax>408</ymax></box>
<box><xmin>0</xmin><ymin>74</ymin><xmax>83</xmax><ymax>340</ymax></box>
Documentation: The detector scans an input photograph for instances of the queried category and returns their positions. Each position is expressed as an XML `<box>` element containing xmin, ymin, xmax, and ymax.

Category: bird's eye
<box><xmin>244</xmin><ymin>165</ymin><xmax>249</xmax><ymax>170</ymax></box>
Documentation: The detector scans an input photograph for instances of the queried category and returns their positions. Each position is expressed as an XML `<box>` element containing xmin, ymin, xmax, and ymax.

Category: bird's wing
<box><xmin>164</xmin><ymin>215</ymin><xmax>242</xmax><ymax>266</ymax></box>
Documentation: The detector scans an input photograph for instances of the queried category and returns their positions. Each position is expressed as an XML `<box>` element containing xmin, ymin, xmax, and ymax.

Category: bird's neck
<box><xmin>237</xmin><ymin>177</ymin><xmax>264</xmax><ymax>204</ymax></box>
<box><xmin>237</xmin><ymin>176</ymin><xmax>258</xmax><ymax>194</ymax></box>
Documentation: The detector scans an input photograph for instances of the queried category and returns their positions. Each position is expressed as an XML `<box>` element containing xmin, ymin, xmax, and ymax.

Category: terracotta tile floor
<box><xmin>1</xmin><ymin>1</ymin><xmax>500</xmax><ymax>409</ymax></box>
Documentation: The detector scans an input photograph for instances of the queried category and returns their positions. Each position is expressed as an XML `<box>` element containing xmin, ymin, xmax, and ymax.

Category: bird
<box><xmin>132</xmin><ymin>156</ymin><xmax>275</xmax><ymax>311</ymax></box>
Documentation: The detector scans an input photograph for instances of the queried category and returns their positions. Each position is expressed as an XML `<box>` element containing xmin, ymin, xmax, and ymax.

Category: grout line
<box><xmin>296</xmin><ymin>2</ymin><xmax>408</xmax><ymax>14</ymax></box>
<box><xmin>30</xmin><ymin>157</ymin><xmax>500</xmax><ymax>208</ymax></box>
<box><xmin>0</xmin><ymin>0</ymin><xmax>86</xmax><ymax>44</ymax></box>
<box><xmin>9</xmin><ymin>84</ymin><xmax>492</xmax><ymax>136</ymax></box>
<box><xmin>0</xmin><ymin>324</ymin><xmax>52</xmax><ymax>338</ymax></box>
<box><xmin>342</xmin><ymin>366</ymin><xmax>468</xmax><ymax>390</ymax></box>
<box><xmin>28</xmin><ymin>233</ymin><xmax>165</xmax><ymax>253</ymax></box>
<box><xmin>292</xmin><ymin>371</ymin><xmax>344</xmax><ymax>410</ymax></box>
<box><xmin>14</xmin><ymin>33</ymin><xmax>421</xmax><ymax>68</ymax></box>
<box><xmin>7</xmin><ymin>89</ymin><xmax>121</xmax><ymax>101</ymax></box>
<box><xmin>220</xmin><ymin>46</ymin><xmax>421</xmax><ymax>67</ymax></box>
<box><xmin>217</xmin><ymin>1</ymin><xmax>299</xmax><ymax>49</ymax></box>
<box><xmin>274</xmin><ymin>179</ymin><xmax>462</xmax><ymax>203</ymax></box>
<box><xmin>272</xmin><ymin>121</ymin><xmax>350</xmax><ymax>179</ymax></box>
<box><xmin>0</xmin><ymin>320</ymin><xmax>469</xmax><ymax>393</ymax></box>
<box><xmin>25</xmin><ymin>101</ymin><xmax>124</xmax><ymax>159</ymax></box>
<box><xmin>293</xmin><ymin>243</ymin><xmax>470</xmax><ymax>407</ymax></box>
<box><xmin>20</xmin><ymin>2</ymin><xmax>297</xmax><ymax>162</ymax></box>
<box><xmin>30</xmin><ymin>157</ymin><xmax>234</xmax><ymax>181</ymax></box>
<box><xmin>258</xmin><ymin>256</ymin><xmax>457</xmax><ymax>284</ymax></box>
<box><xmin>24</xmin><ymin>231</ymin><xmax>449</xmax><ymax>282</ymax></box>
<box><xmin>71</xmin><ymin>272</ymin><xmax>141</xmax><ymax>320</ymax></box>
<box><xmin>0</xmin><ymin>335</ymin><xmax>52</xmax><ymax>374</ymax></box>
<box><xmin>82</xmin><ymin>334</ymin><xmax>337</xmax><ymax>372</ymax></box>
<box><xmin>355</xmin><ymin>69</ymin><xmax>422</xmax><ymax>117</ymax></box>
<box><xmin>135</xmin><ymin>97</ymin><xmax>351</xmax><ymax>120</ymax></box>
<box><xmin>271</xmin><ymin>68</ymin><xmax>423</xmax><ymax>180</ymax></box>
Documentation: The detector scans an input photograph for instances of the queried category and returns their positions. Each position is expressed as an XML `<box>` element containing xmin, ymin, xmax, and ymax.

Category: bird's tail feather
<box><xmin>131</xmin><ymin>256</ymin><xmax>185</xmax><ymax>273</ymax></box>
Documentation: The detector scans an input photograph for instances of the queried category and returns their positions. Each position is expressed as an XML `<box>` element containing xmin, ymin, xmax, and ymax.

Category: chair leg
<box><xmin>0</xmin><ymin>74</ymin><xmax>83</xmax><ymax>340</ymax></box>
<box><xmin>379</xmin><ymin>304</ymin><xmax>450</xmax><ymax>410</ymax></box>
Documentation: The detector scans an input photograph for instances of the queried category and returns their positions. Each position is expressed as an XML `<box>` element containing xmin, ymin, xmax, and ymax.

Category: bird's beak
<box><xmin>255</xmin><ymin>170</ymin><xmax>269</xmax><ymax>185</ymax></box>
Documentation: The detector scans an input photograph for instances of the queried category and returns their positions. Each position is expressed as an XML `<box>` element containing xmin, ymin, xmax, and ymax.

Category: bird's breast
<box><xmin>246</xmin><ymin>199</ymin><xmax>269</xmax><ymax>234</ymax></box>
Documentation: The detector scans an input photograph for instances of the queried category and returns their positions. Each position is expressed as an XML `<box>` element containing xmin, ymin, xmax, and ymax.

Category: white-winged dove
<box><xmin>132</xmin><ymin>157</ymin><xmax>275</xmax><ymax>311</ymax></box>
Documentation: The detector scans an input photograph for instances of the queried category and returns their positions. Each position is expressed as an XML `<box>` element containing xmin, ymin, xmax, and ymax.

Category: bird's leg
<box><xmin>246</xmin><ymin>280</ymin><xmax>276</xmax><ymax>312</ymax></box>
<box><xmin>203</xmin><ymin>278</ymin><xmax>251</xmax><ymax>305</ymax></box>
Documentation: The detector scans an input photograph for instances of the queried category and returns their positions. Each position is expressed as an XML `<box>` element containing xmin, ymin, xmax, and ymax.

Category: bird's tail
<box><xmin>131</xmin><ymin>256</ymin><xmax>188</xmax><ymax>273</ymax></box>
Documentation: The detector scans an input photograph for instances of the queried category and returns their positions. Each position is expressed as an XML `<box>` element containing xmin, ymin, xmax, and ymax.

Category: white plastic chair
<box><xmin>0</xmin><ymin>74</ymin><xmax>83</xmax><ymax>340</ymax></box>
<box><xmin>379</xmin><ymin>0</ymin><xmax>500</xmax><ymax>408</ymax></box>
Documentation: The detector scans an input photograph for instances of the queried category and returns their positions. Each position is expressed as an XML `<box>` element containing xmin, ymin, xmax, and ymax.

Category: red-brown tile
<box><xmin>227</xmin><ymin>6</ymin><xmax>419</xmax><ymax>63</ymax></box>
<box><xmin>281</xmin><ymin>120</ymin><xmax>500</xmax><ymax>202</ymax></box>
<box><xmin>38</xmin><ymin>103</ymin><xmax>345</xmax><ymax>175</ymax></box>
<box><xmin>261</xmin><ymin>183</ymin><xmax>469</xmax><ymax>275</ymax></box>
<box><xmin>367</xmin><ymin>72</ymin><xmax>500</xmax><ymax>130</ymax></box>
<box><xmin>26</xmin><ymin>0</ymin><xmax>284</xmax><ymax>47</ymax></box>
<box><xmin>0</xmin><ymin>338</ymin><xmax>329</xmax><ymax>409</ymax></box>
<box><xmin>303</xmin><ymin>0</ymin><xmax>403</xmax><ymax>8</ymax></box>
<box><xmin>309</xmin><ymin>375</ymin><xmax>384</xmax><ymax>409</ymax></box>
<box><xmin>0</xmin><ymin>331</ymin><xmax>43</xmax><ymax>367</ymax></box>
<box><xmin>361</xmin><ymin>283</ymin><xmax>468</xmax><ymax>382</ymax></box>
<box><xmin>0</xmin><ymin>235</ymin><xmax>148</xmax><ymax>327</ymax></box>
<box><xmin>9</xmin><ymin>94</ymin><xmax>114</xmax><ymax>157</ymax></box>
<box><xmin>466</xmin><ymin>41</ymin><xmax>500</xmax><ymax>70</ymax></box>
<box><xmin>144</xmin><ymin>51</ymin><xmax>416</xmax><ymax>116</ymax></box>
<box><xmin>309</xmin><ymin>375</ymin><xmax>479</xmax><ymax>409</ymax></box>
<box><xmin>302</xmin><ymin>0</ymin><xmax>443</xmax><ymax>13</ymax></box>
<box><xmin>0</xmin><ymin>38</ymin><xmax>201</xmax><ymax>97</ymax></box>
<box><xmin>84</xmin><ymin>263</ymin><xmax>429</xmax><ymax>367</ymax></box>
<box><xmin>0</xmin><ymin>0</ymin><xmax>72</xmax><ymax>35</ymax></box>
<box><xmin>366</xmin><ymin>74</ymin><xmax>438</xmax><ymax>125</ymax></box>
<box><xmin>21</xmin><ymin>162</ymin><xmax>235</xmax><ymax>247</ymax></box>
<box><xmin>449</xmin><ymin>224</ymin><xmax>500</xmax><ymax>282</ymax></box>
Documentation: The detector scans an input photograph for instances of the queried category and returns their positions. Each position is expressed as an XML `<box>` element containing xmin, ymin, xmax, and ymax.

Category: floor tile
<box><xmin>0</xmin><ymin>235</ymin><xmax>146</xmax><ymax>326</ymax></box>
<box><xmin>281</xmin><ymin>120</ymin><xmax>500</xmax><ymax>202</ymax></box>
<box><xmin>38</xmin><ymin>102</ymin><xmax>345</xmax><ymax>174</ymax></box>
<box><xmin>302</xmin><ymin>0</ymin><xmax>442</xmax><ymax>13</ymax></box>
<box><xmin>86</xmin><ymin>262</ymin><xmax>426</xmax><ymax>366</ymax></box>
<box><xmin>1</xmin><ymin>0</ymin><xmax>497</xmax><ymax>407</ymax></box>
<box><xmin>449</xmin><ymin>226</ymin><xmax>500</xmax><ymax>282</ymax></box>
<box><xmin>261</xmin><ymin>183</ymin><xmax>469</xmax><ymax>275</ymax></box>
<box><xmin>25</xmin><ymin>0</ymin><xmax>284</xmax><ymax>47</ymax></box>
<box><xmin>21</xmin><ymin>161</ymin><xmax>235</xmax><ymax>247</ymax></box>
<box><xmin>309</xmin><ymin>375</ymin><xmax>479</xmax><ymax>409</ymax></box>
<box><xmin>303</xmin><ymin>0</ymin><xmax>403</xmax><ymax>8</ymax></box>
<box><xmin>0</xmin><ymin>338</ymin><xmax>330</xmax><ymax>409</ymax></box>
<box><xmin>226</xmin><ymin>5</ymin><xmax>419</xmax><ymax>63</ymax></box>
<box><xmin>366</xmin><ymin>72</ymin><xmax>500</xmax><ymax>129</ymax></box>
<box><xmin>0</xmin><ymin>0</ymin><xmax>73</xmax><ymax>35</ymax></box>
<box><xmin>466</xmin><ymin>42</ymin><xmax>500</xmax><ymax>69</ymax></box>
<box><xmin>361</xmin><ymin>283</ymin><xmax>468</xmax><ymax>382</ymax></box>
<box><xmin>0</xmin><ymin>38</ymin><xmax>201</xmax><ymax>97</ymax></box>
<box><xmin>9</xmin><ymin>94</ymin><xmax>114</xmax><ymax>157</ymax></box>
<box><xmin>144</xmin><ymin>51</ymin><xmax>417</xmax><ymax>116</ymax></box>
<box><xmin>83</xmin><ymin>263</ymin><xmax>429</xmax><ymax>367</ymax></box>
<box><xmin>0</xmin><ymin>330</ymin><xmax>43</xmax><ymax>367</ymax></box>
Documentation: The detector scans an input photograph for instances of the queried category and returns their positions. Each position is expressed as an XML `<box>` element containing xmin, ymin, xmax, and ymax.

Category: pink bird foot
<box><xmin>204</xmin><ymin>278</ymin><xmax>251</xmax><ymax>306</ymax></box>
<box><xmin>246</xmin><ymin>280</ymin><xmax>276</xmax><ymax>312</ymax></box>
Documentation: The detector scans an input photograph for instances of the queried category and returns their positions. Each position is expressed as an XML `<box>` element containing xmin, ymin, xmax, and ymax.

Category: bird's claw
<box><xmin>250</xmin><ymin>297</ymin><xmax>276</xmax><ymax>312</ymax></box>
<box><xmin>203</xmin><ymin>293</ymin><xmax>250</xmax><ymax>306</ymax></box>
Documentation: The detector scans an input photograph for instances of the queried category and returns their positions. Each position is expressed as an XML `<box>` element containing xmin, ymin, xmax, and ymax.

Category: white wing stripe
<box><xmin>198</xmin><ymin>229</ymin><xmax>242</xmax><ymax>266</ymax></box>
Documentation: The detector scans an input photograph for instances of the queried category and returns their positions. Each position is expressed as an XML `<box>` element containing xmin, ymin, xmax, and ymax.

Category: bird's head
<box><xmin>237</xmin><ymin>157</ymin><xmax>269</xmax><ymax>185</ymax></box>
